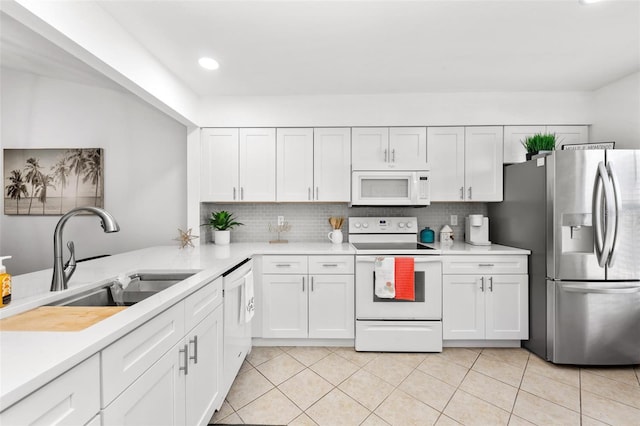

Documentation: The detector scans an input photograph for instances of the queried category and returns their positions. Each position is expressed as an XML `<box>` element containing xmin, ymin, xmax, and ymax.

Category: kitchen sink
<box><xmin>49</xmin><ymin>272</ymin><xmax>197</xmax><ymax>307</ymax></box>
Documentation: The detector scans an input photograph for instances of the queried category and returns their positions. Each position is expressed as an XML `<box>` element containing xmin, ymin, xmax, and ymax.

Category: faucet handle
<box><xmin>63</xmin><ymin>241</ymin><xmax>77</xmax><ymax>278</ymax></box>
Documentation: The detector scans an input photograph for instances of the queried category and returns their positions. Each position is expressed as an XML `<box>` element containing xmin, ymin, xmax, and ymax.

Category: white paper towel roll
<box><xmin>470</xmin><ymin>215</ymin><xmax>484</xmax><ymax>226</ymax></box>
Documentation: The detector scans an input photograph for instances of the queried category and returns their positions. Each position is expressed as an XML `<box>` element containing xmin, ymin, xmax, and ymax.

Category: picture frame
<box><xmin>3</xmin><ymin>148</ymin><xmax>104</xmax><ymax>216</ymax></box>
<box><xmin>562</xmin><ymin>142</ymin><xmax>615</xmax><ymax>150</ymax></box>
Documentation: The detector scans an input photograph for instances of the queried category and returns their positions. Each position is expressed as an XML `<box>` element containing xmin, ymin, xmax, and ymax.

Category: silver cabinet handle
<box><xmin>240</xmin><ymin>187</ymin><xmax>244</xmax><ymax>200</ymax></box>
<box><xmin>468</xmin><ymin>187</ymin><xmax>472</xmax><ymax>200</ymax></box>
<box><xmin>392</xmin><ymin>149</ymin><xmax>396</xmax><ymax>162</ymax></box>
<box><xmin>311</xmin><ymin>276</ymin><xmax>314</xmax><ymax>292</ymax></box>
<box><xmin>316</xmin><ymin>187</ymin><xmax>319</xmax><ymax>200</ymax></box>
<box><xmin>460</xmin><ymin>186</ymin><xmax>464</xmax><ymax>200</ymax></box>
<box><xmin>308</xmin><ymin>187</ymin><xmax>311</xmax><ymax>200</ymax></box>
<box><xmin>384</xmin><ymin>149</ymin><xmax>388</xmax><ymax>162</ymax></box>
<box><xmin>478</xmin><ymin>263</ymin><xmax>495</xmax><ymax>267</ymax></box>
<box><xmin>189</xmin><ymin>335</ymin><xmax>198</xmax><ymax>364</ymax></box>
<box><xmin>488</xmin><ymin>277</ymin><xmax>493</xmax><ymax>292</ymax></box>
<box><xmin>233</xmin><ymin>187</ymin><xmax>237</xmax><ymax>200</ymax></box>
<box><xmin>480</xmin><ymin>277</ymin><xmax>485</xmax><ymax>292</ymax></box>
<box><xmin>322</xmin><ymin>263</ymin><xmax>339</xmax><ymax>267</ymax></box>
<box><xmin>275</xmin><ymin>263</ymin><xmax>291</xmax><ymax>267</ymax></box>
<box><xmin>179</xmin><ymin>344</ymin><xmax>189</xmax><ymax>375</ymax></box>
<box><xmin>302</xmin><ymin>276</ymin><xmax>305</xmax><ymax>292</ymax></box>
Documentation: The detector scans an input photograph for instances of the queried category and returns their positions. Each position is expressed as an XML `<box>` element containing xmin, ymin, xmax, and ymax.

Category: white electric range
<box><xmin>349</xmin><ymin>217</ymin><xmax>443</xmax><ymax>352</ymax></box>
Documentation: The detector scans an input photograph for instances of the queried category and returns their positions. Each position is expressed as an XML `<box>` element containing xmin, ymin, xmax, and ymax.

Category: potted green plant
<box><xmin>205</xmin><ymin>210</ymin><xmax>243</xmax><ymax>245</ymax></box>
<box><xmin>521</xmin><ymin>133</ymin><xmax>557</xmax><ymax>160</ymax></box>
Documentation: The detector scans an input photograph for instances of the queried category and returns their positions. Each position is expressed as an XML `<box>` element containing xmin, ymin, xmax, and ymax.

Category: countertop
<box><xmin>0</xmin><ymin>240</ymin><xmax>527</xmax><ymax>410</ymax></box>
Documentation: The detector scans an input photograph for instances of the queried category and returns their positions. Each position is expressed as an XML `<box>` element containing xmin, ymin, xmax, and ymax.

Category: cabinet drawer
<box><xmin>442</xmin><ymin>255</ymin><xmax>527</xmax><ymax>275</ymax></box>
<box><xmin>308</xmin><ymin>255</ymin><xmax>354</xmax><ymax>274</ymax></box>
<box><xmin>102</xmin><ymin>302</ymin><xmax>185</xmax><ymax>406</ymax></box>
<box><xmin>262</xmin><ymin>255</ymin><xmax>308</xmax><ymax>274</ymax></box>
<box><xmin>1</xmin><ymin>355</ymin><xmax>100</xmax><ymax>426</ymax></box>
<box><xmin>184</xmin><ymin>277</ymin><xmax>223</xmax><ymax>332</ymax></box>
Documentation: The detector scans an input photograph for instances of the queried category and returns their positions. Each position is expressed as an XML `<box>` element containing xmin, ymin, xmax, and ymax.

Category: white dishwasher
<box><xmin>221</xmin><ymin>258</ymin><xmax>253</xmax><ymax>398</ymax></box>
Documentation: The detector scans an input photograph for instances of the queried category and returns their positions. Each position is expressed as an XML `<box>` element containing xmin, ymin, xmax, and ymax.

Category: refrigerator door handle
<box><xmin>562</xmin><ymin>284</ymin><xmax>640</xmax><ymax>294</ymax></box>
<box><xmin>593</xmin><ymin>162</ymin><xmax>615</xmax><ymax>267</ymax></box>
<box><xmin>606</xmin><ymin>161</ymin><xmax>622</xmax><ymax>268</ymax></box>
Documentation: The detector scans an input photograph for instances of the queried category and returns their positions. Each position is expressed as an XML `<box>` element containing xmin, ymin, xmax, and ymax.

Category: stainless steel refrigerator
<box><xmin>489</xmin><ymin>149</ymin><xmax>640</xmax><ymax>365</ymax></box>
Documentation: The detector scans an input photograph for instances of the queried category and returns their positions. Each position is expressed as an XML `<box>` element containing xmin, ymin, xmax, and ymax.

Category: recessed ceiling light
<box><xmin>579</xmin><ymin>0</ymin><xmax>604</xmax><ymax>4</ymax></box>
<box><xmin>198</xmin><ymin>57</ymin><xmax>219</xmax><ymax>70</ymax></box>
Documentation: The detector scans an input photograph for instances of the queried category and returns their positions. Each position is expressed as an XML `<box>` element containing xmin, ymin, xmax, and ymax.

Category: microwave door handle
<box><xmin>606</xmin><ymin>161</ymin><xmax>622</xmax><ymax>268</ymax></box>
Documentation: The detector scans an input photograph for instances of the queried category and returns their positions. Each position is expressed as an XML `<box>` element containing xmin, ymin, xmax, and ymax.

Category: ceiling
<box><xmin>2</xmin><ymin>1</ymin><xmax>639</xmax><ymax>98</ymax></box>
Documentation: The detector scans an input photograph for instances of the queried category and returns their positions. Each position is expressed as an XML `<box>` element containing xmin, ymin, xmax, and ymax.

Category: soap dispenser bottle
<box><xmin>0</xmin><ymin>256</ymin><xmax>12</xmax><ymax>307</ymax></box>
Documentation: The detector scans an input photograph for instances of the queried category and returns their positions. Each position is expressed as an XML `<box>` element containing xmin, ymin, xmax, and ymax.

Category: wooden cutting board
<box><xmin>0</xmin><ymin>306</ymin><xmax>127</xmax><ymax>332</ymax></box>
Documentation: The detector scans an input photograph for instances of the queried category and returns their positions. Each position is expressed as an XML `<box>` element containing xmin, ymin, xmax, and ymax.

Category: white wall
<box><xmin>590</xmin><ymin>72</ymin><xmax>640</xmax><ymax>149</ymax></box>
<box><xmin>199</xmin><ymin>91</ymin><xmax>592</xmax><ymax>127</ymax></box>
<box><xmin>1</xmin><ymin>68</ymin><xmax>187</xmax><ymax>275</ymax></box>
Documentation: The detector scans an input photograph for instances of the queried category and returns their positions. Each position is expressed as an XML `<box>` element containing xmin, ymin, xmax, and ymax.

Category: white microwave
<box><xmin>351</xmin><ymin>171</ymin><xmax>430</xmax><ymax>206</ymax></box>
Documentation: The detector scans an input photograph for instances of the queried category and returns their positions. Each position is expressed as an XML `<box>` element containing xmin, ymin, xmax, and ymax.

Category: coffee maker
<box><xmin>465</xmin><ymin>215</ymin><xmax>491</xmax><ymax>246</ymax></box>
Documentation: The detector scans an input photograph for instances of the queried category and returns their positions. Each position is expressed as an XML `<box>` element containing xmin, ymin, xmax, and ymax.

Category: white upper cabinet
<box><xmin>465</xmin><ymin>126</ymin><xmax>503</xmax><ymax>202</ymax></box>
<box><xmin>547</xmin><ymin>125</ymin><xmax>590</xmax><ymax>149</ymax></box>
<box><xmin>277</xmin><ymin>128</ymin><xmax>314</xmax><ymax>201</ymax></box>
<box><xmin>201</xmin><ymin>128</ymin><xmax>239</xmax><ymax>201</ymax></box>
<box><xmin>427</xmin><ymin>126</ymin><xmax>503</xmax><ymax>202</ymax></box>
<box><xmin>276</xmin><ymin>128</ymin><xmax>351</xmax><ymax>202</ymax></box>
<box><xmin>239</xmin><ymin>128</ymin><xmax>277</xmax><ymax>201</ymax></box>
<box><xmin>503</xmin><ymin>125</ymin><xmax>590</xmax><ymax>163</ymax></box>
<box><xmin>314</xmin><ymin>128</ymin><xmax>351</xmax><ymax>202</ymax></box>
<box><xmin>201</xmin><ymin>128</ymin><xmax>276</xmax><ymax>202</ymax></box>
<box><xmin>427</xmin><ymin>127</ymin><xmax>465</xmax><ymax>202</ymax></box>
<box><xmin>352</xmin><ymin>127</ymin><xmax>427</xmax><ymax>170</ymax></box>
<box><xmin>503</xmin><ymin>125</ymin><xmax>546</xmax><ymax>164</ymax></box>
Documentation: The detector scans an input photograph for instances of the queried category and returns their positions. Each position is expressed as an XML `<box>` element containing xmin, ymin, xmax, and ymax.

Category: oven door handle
<box><xmin>356</xmin><ymin>256</ymin><xmax>440</xmax><ymax>263</ymax></box>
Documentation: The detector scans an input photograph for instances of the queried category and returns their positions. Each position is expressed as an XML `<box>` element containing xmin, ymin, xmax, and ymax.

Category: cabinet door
<box><xmin>503</xmin><ymin>125</ymin><xmax>546</xmax><ymax>164</ymax></box>
<box><xmin>262</xmin><ymin>274</ymin><xmax>308</xmax><ymax>338</ymax></box>
<box><xmin>186</xmin><ymin>307</ymin><xmax>223</xmax><ymax>426</ymax></box>
<box><xmin>485</xmin><ymin>275</ymin><xmax>528</xmax><ymax>340</ymax></box>
<box><xmin>308</xmin><ymin>274</ymin><xmax>354</xmax><ymax>339</ymax></box>
<box><xmin>465</xmin><ymin>126</ymin><xmax>503</xmax><ymax>202</ymax></box>
<box><xmin>201</xmin><ymin>128</ymin><xmax>239</xmax><ymax>201</ymax></box>
<box><xmin>314</xmin><ymin>128</ymin><xmax>351</xmax><ymax>201</ymax></box>
<box><xmin>427</xmin><ymin>127</ymin><xmax>465</xmax><ymax>201</ymax></box>
<box><xmin>277</xmin><ymin>128</ymin><xmax>314</xmax><ymax>201</ymax></box>
<box><xmin>102</xmin><ymin>343</ymin><xmax>186</xmax><ymax>426</ymax></box>
<box><xmin>546</xmin><ymin>125</ymin><xmax>589</xmax><ymax>149</ymax></box>
<box><xmin>352</xmin><ymin>127</ymin><xmax>389</xmax><ymax>170</ymax></box>
<box><xmin>239</xmin><ymin>128</ymin><xmax>276</xmax><ymax>201</ymax></box>
<box><xmin>442</xmin><ymin>275</ymin><xmax>485</xmax><ymax>339</ymax></box>
<box><xmin>0</xmin><ymin>355</ymin><xmax>100</xmax><ymax>426</ymax></box>
<box><xmin>389</xmin><ymin>127</ymin><xmax>427</xmax><ymax>170</ymax></box>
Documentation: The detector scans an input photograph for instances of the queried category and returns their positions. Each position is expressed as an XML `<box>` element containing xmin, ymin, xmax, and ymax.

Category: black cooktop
<box><xmin>351</xmin><ymin>243</ymin><xmax>436</xmax><ymax>251</ymax></box>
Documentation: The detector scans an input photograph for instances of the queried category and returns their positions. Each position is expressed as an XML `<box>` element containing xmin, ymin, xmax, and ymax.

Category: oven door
<box><xmin>356</xmin><ymin>256</ymin><xmax>442</xmax><ymax>320</ymax></box>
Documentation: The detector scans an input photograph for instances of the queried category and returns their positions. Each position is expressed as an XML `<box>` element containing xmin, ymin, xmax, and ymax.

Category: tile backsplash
<box><xmin>200</xmin><ymin>202</ymin><xmax>487</xmax><ymax>244</ymax></box>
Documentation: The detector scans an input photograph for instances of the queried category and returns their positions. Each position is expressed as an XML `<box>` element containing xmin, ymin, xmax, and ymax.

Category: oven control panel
<box><xmin>349</xmin><ymin>217</ymin><xmax>418</xmax><ymax>234</ymax></box>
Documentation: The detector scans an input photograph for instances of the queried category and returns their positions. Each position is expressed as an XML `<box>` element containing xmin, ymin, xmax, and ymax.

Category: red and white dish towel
<box><xmin>374</xmin><ymin>257</ymin><xmax>415</xmax><ymax>301</ymax></box>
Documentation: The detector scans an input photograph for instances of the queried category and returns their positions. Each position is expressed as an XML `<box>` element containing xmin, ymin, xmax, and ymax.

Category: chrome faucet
<box><xmin>51</xmin><ymin>206</ymin><xmax>120</xmax><ymax>291</ymax></box>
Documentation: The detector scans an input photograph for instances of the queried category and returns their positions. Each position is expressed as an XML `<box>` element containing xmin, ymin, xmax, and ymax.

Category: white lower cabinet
<box><xmin>0</xmin><ymin>355</ymin><xmax>100</xmax><ymax>426</ymax></box>
<box><xmin>442</xmin><ymin>256</ymin><xmax>528</xmax><ymax>340</ymax></box>
<box><xmin>102</xmin><ymin>277</ymin><xmax>224</xmax><ymax>425</ymax></box>
<box><xmin>262</xmin><ymin>255</ymin><xmax>354</xmax><ymax>339</ymax></box>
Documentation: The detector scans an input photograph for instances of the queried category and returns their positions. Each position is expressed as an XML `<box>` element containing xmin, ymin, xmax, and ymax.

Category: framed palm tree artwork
<box><xmin>3</xmin><ymin>148</ymin><xmax>104</xmax><ymax>215</ymax></box>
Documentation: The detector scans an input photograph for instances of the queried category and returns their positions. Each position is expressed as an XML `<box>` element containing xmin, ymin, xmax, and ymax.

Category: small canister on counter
<box><xmin>420</xmin><ymin>227</ymin><xmax>435</xmax><ymax>243</ymax></box>
<box><xmin>440</xmin><ymin>225</ymin><xmax>453</xmax><ymax>242</ymax></box>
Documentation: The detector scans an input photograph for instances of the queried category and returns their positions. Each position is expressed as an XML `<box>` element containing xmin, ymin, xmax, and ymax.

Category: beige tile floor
<box><xmin>209</xmin><ymin>346</ymin><xmax>640</xmax><ymax>426</ymax></box>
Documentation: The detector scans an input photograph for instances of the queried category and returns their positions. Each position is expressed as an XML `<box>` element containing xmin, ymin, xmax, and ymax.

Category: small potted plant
<box><xmin>205</xmin><ymin>210</ymin><xmax>243</xmax><ymax>245</ymax></box>
<box><xmin>521</xmin><ymin>133</ymin><xmax>557</xmax><ymax>160</ymax></box>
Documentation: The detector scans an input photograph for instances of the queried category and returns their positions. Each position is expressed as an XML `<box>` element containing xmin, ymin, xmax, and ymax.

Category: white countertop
<box><xmin>0</xmin><ymin>240</ymin><xmax>527</xmax><ymax>410</ymax></box>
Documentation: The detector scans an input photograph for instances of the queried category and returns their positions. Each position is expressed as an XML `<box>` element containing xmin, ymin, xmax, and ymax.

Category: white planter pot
<box><xmin>213</xmin><ymin>230</ymin><xmax>231</xmax><ymax>245</ymax></box>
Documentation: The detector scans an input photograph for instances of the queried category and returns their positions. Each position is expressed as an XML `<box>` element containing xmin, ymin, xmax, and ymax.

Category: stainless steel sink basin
<box><xmin>49</xmin><ymin>272</ymin><xmax>197</xmax><ymax>307</ymax></box>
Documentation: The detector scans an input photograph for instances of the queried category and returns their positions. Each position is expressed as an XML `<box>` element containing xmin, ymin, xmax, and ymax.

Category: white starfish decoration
<box><xmin>174</xmin><ymin>228</ymin><xmax>199</xmax><ymax>249</ymax></box>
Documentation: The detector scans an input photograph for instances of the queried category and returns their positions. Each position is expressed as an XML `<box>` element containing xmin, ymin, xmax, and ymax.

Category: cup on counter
<box><xmin>328</xmin><ymin>229</ymin><xmax>343</xmax><ymax>244</ymax></box>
